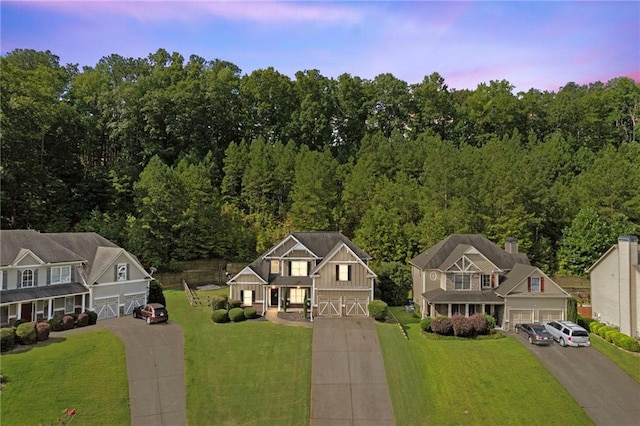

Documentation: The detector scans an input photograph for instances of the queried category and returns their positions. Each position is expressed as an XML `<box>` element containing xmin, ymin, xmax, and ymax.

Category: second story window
<box><xmin>117</xmin><ymin>264</ymin><xmax>128</xmax><ymax>281</ymax></box>
<box><xmin>481</xmin><ymin>274</ymin><xmax>492</xmax><ymax>289</ymax></box>
<box><xmin>530</xmin><ymin>277</ymin><xmax>541</xmax><ymax>292</ymax></box>
<box><xmin>270</xmin><ymin>260</ymin><xmax>280</xmax><ymax>275</ymax></box>
<box><xmin>337</xmin><ymin>264</ymin><xmax>351</xmax><ymax>281</ymax></box>
<box><xmin>290</xmin><ymin>261</ymin><xmax>308</xmax><ymax>277</ymax></box>
<box><xmin>21</xmin><ymin>269</ymin><xmax>34</xmax><ymax>287</ymax></box>
<box><xmin>454</xmin><ymin>274</ymin><xmax>471</xmax><ymax>290</ymax></box>
<box><xmin>51</xmin><ymin>266</ymin><xmax>72</xmax><ymax>284</ymax></box>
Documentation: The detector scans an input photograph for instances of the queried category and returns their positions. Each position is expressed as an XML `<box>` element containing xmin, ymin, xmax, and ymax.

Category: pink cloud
<box><xmin>14</xmin><ymin>0</ymin><xmax>363</xmax><ymax>24</ymax></box>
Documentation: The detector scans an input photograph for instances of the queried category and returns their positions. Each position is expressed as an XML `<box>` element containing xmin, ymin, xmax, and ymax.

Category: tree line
<box><xmin>2</xmin><ymin>48</ymin><xmax>638</xmax><ymax>277</ymax></box>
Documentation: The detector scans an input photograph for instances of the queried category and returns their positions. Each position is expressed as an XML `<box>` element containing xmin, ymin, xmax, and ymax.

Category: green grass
<box><xmin>590</xmin><ymin>334</ymin><xmax>640</xmax><ymax>384</ymax></box>
<box><xmin>0</xmin><ymin>329</ymin><xmax>129</xmax><ymax>425</ymax></box>
<box><xmin>379</xmin><ymin>308</ymin><xmax>593</xmax><ymax>426</ymax></box>
<box><xmin>165</xmin><ymin>288</ymin><xmax>312</xmax><ymax>426</ymax></box>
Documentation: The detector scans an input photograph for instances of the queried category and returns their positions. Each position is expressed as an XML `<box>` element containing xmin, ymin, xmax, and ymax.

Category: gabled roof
<box><xmin>496</xmin><ymin>263</ymin><xmax>569</xmax><ymax>297</ymax></box>
<box><xmin>409</xmin><ymin>234</ymin><xmax>529</xmax><ymax>271</ymax></box>
<box><xmin>231</xmin><ymin>232</ymin><xmax>371</xmax><ymax>284</ymax></box>
<box><xmin>311</xmin><ymin>241</ymin><xmax>377</xmax><ymax>278</ymax></box>
<box><xmin>0</xmin><ymin>230</ymin><xmax>85</xmax><ymax>266</ymax></box>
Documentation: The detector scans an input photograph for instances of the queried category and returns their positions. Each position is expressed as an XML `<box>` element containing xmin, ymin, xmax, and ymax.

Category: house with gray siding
<box><xmin>227</xmin><ymin>232</ymin><xmax>376</xmax><ymax>319</ymax></box>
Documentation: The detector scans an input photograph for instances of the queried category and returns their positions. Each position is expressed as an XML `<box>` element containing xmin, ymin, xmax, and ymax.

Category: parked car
<box><xmin>133</xmin><ymin>303</ymin><xmax>169</xmax><ymax>324</ymax></box>
<box><xmin>543</xmin><ymin>321</ymin><xmax>591</xmax><ymax>347</ymax></box>
<box><xmin>515</xmin><ymin>323</ymin><xmax>554</xmax><ymax>345</ymax></box>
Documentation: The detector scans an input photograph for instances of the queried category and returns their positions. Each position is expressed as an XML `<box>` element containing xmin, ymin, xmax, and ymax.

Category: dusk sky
<box><xmin>2</xmin><ymin>1</ymin><xmax>639</xmax><ymax>92</ymax></box>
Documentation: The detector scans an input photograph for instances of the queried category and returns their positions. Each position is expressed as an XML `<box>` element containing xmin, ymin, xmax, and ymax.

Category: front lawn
<box><xmin>0</xmin><ymin>329</ymin><xmax>129</xmax><ymax>425</ymax></box>
<box><xmin>590</xmin><ymin>334</ymin><xmax>640</xmax><ymax>384</ymax></box>
<box><xmin>378</xmin><ymin>308</ymin><xmax>593</xmax><ymax>425</ymax></box>
<box><xmin>165</xmin><ymin>288</ymin><xmax>312</xmax><ymax>426</ymax></box>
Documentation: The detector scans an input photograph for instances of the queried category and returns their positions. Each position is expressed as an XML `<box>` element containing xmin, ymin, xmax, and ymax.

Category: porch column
<box><xmin>48</xmin><ymin>298</ymin><xmax>53</xmax><ymax>320</ymax></box>
<box><xmin>81</xmin><ymin>295</ymin><xmax>86</xmax><ymax>313</ymax></box>
<box><xmin>465</xmin><ymin>303</ymin><xmax>469</xmax><ymax>317</ymax></box>
<box><xmin>447</xmin><ymin>304</ymin><xmax>451</xmax><ymax>316</ymax></box>
<box><xmin>430</xmin><ymin>304</ymin><xmax>435</xmax><ymax>317</ymax></box>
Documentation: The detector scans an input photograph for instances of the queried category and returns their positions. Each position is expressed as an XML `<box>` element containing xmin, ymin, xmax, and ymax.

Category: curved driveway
<box><xmin>513</xmin><ymin>332</ymin><xmax>640</xmax><ymax>425</ymax></box>
<box><xmin>103</xmin><ymin>316</ymin><xmax>186</xmax><ymax>426</ymax></box>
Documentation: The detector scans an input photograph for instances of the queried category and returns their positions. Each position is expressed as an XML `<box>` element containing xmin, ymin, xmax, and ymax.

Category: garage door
<box><xmin>124</xmin><ymin>293</ymin><xmax>146</xmax><ymax>315</ymax></box>
<box><xmin>539</xmin><ymin>310</ymin><xmax>564</xmax><ymax>322</ymax></box>
<box><xmin>95</xmin><ymin>297</ymin><xmax>119</xmax><ymax>320</ymax></box>
<box><xmin>317</xmin><ymin>297</ymin><xmax>341</xmax><ymax>316</ymax></box>
<box><xmin>508</xmin><ymin>310</ymin><xmax>533</xmax><ymax>330</ymax></box>
<box><xmin>345</xmin><ymin>297</ymin><xmax>368</xmax><ymax>316</ymax></box>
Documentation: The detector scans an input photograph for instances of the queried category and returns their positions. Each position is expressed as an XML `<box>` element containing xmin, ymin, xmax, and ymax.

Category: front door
<box><xmin>21</xmin><ymin>302</ymin><xmax>33</xmax><ymax>322</ymax></box>
<box><xmin>270</xmin><ymin>288</ymin><xmax>278</xmax><ymax>306</ymax></box>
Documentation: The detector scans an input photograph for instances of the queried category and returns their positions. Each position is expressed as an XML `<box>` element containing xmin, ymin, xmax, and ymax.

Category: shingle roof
<box><xmin>245</xmin><ymin>232</ymin><xmax>370</xmax><ymax>283</ymax></box>
<box><xmin>409</xmin><ymin>234</ymin><xmax>529</xmax><ymax>271</ymax></box>
<box><xmin>0</xmin><ymin>230</ymin><xmax>85</xmax><ymax>266</ymax></box>
<box><xmin>0</xmin><ymin>282</ymin><xmax>89</xmax><ymax>304</ymax></box>
<box><xmin>495</xmin><ymin>263</ymin><xmax>536</xmax><ymax>295</ymax></box>
<box><xmin>46</xmin><ymin>233</ymin><xmax>121</xmax><ymax>281</ymax></box>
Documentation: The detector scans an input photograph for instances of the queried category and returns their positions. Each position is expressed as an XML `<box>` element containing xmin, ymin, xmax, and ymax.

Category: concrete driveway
<box><xmin>310</xmin><ymin>317</ymin><xmax>395</xmax><ymax>426</ymax></box>
<box><xmin>513</xmin><ymin>331</ymin><xmax>640</xmax><ymax>425</ymax></box>
<box><xmin>102</xmin><ymin>316</ymin><xmax>186</xmax><ymax>426</ymax></box>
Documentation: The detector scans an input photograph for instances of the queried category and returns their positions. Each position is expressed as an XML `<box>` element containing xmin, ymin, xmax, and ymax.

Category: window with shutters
<box><xmin>242</xmin><ymin>290</ymin><xmax>253</xmax><ymax>306</ymax></box>
<box><xmin>337</xmin><ymin>264</ymin><xmax>351</xmax><ymax>281</ymax></box>
<box><xmin>51</xmin><ymin>266</ymin><xmax>72</xmax><ymax>284</ymax></box>
<box><xmin>21</xmin><ymin>269</ymin><xmax>34</xmax><ymax>287</ymax></box>
<box><xmin>117</xmin><ymin>264</ymin><xmax>128</xmax><ymax>281</ymax></box>
<box><xmin>290</xmin><ymin>261</ymin><xmax>307</xmax><ymax>276</ymax></box>
<box><xmin>530</xmin><ymin>277</ymin><xmax>541</xmax><ymax>292</ymax></box>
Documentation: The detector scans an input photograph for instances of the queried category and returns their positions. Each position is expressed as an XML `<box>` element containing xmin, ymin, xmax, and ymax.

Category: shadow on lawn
<box><xmin>2</xmin><ymin>336</ymin><xmax>68</xmax><ymax>355</ymax></box>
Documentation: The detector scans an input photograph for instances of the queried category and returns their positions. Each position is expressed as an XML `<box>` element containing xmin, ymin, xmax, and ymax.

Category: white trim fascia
<box><xmin>262</xmin><ymin>234</ymin><xmax>304</xmax><ymax>258</ymax></box>
<box><xmin>12</xmin><ymin>249</ymin><xmax>46</xmax><ymax>266</ymax></box>
<box><xmin>90</xmin><ymin>278</ymin><xmax>151</xmax><ymax>288</ymax></box>
<box><xmin>228</xmin><ymin>266</ymin><xmax>267</xmax><ymax>285</ymax></box>
<box><xmin>312</xmin><ymin>242</ymin><xmax>377</xmax><ymax>278</ymax></box>
<box><xmin>586</xmin><ymin>244</ymin><xmax>617</xmax><ymax>273</ymax></box>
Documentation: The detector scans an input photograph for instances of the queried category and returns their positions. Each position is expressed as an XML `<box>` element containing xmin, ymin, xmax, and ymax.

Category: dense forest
<box><xmin>2</xmin><ymin>48</ymin><xmax>639</xmax><ymax>279</ymax></box>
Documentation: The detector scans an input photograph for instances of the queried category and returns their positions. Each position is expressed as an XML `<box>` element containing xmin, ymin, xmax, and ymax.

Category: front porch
<box><xmin>264</xmin><ymin>284</ymin><xmax>311</xmax><ymax>314</ymax></box>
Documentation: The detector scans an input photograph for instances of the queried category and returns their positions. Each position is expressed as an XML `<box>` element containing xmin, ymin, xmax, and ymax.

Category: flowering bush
<box><xmin>451</xmin><ymin>314</ymin><xmax>475</xmax><ymax>337</ymax></box>
<box><xmin>468</xmin><ymin>313</ymin><xmax>489</xmax><ymax>335</ymax></box>
<box><xmin>62</xmin><ymin>315</ymin><xmax>75</xmax><ymax>331</ymax></box>
<box><xmin>430</xmin><ymin>316</ymin><xmax>453</xmax><ymax>335</ymax></box>
<box><xmin>76</xmin><ymin>313</ymin><xmax>89</xmax><ymax>328</ymax></box>
<box><xmin>36</xmin><ymin>322</ymin><xmax>52</xmax><ymax>341</ymax></box>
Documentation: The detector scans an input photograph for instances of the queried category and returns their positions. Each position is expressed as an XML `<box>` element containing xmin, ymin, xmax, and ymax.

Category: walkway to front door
<box><xmin>310</xmin><ymin>317</ymin><xmax>395</xmax><ymax>425</ymax></box>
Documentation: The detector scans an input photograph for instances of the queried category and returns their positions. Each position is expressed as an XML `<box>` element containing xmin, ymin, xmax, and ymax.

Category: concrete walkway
<box><xmin>310</xmin><ymin>317</ymin><xmax>395</xmax><ymax>426</ymax></box>
<box><xmin>264</xmin><ymin>308</ymin><xmax>313</xmax><ymax>328</ymax></box>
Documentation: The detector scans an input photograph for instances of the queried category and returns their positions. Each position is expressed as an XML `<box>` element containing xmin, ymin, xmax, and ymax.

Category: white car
<box><xmin>544</xmin><ymin>321</ymin><xmax>591</xmax><ymax>347</ymax></box>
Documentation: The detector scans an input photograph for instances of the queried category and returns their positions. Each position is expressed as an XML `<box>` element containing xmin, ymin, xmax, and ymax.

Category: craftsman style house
<box><xmin>227</xmin><ymin>232</ymin><xmax>376</xmax><ymax>319</ymax></box>
<box><xmin>410</xmin><ymin>234</ymin><xmax>570</xmax><ymax>330</ymax></box>
<box><xmin>589</xmin><ymin>236</ymin><xmax>639</xmax><ymax>338</ymax></box>
<box><xmin>0</xmin><ymin>230</ymin><xmax>152</xmax><ymax>326</ymax></box>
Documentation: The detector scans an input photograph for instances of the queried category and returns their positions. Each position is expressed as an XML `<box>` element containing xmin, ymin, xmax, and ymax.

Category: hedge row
<box><xmin>211</xmin><ymin>306</ymin><xmax>259</xmax><ymax>323</ymax></box>
<box><xmin>421</xmin><ymin>313</ymin><xmax>493</xmax><ymax>337</ymax></box>
<box><xmin>589</xmin><ymin>322</ymin><xmax>640</xmax><ymax>352</ymax></box>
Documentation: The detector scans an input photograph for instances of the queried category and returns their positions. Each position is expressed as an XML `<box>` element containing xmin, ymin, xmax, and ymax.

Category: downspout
<box><xmin>310</xmin><ymin>277</ymin><xmax>315</xmax><ymax>322</ymax></box>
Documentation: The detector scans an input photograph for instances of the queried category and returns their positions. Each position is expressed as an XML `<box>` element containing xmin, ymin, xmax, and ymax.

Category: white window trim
<box><xmin>454</xmin><ymin>274</ymin><xmax>471</xmax><ymax>290</ymax></box>
<box><xmin>270</xmin><ymin>260</ymin><xmax>280</xmax><ymax>274</ymax></box>
<box><xmin>242</xmin><ymin>290</ymin><xmax>253</xmax><ymax>306</ymax></box>
<box><xmin>51</xmin><ymin>265</ymin><xmax>72</xmax><ymax>284</ymax></box>
<box><xmin>21</xmin><ymin>269</ymin><xmax>35</xmax><ymax>288</ymax></box>
<box><xmin>481</xmin><ymin>274</ymin><xmax>492</xmax><ymax>289</ymax></box>
<box><xmin>290</xmin><ymin>261</ymin><xmax>307</xmax><ymax>277</ymax></box>
<box><xmin>530</xmin><ymin>277</ymin><xmax>541</xmax><ymax>293</ymax></box>
<box><xmin>117</xmin><ymin>263</ymin><xmax>128</xmax><ymax>281</ymax></box>
<box><xmin>290</xmin><ymin>288</ymin><xmax>305</xmax><ymax>304</ymax></box>
<box><xmin>338</xmin><ymin>264</ymin><xmax>350</xmax><ymax>281</ymax></box>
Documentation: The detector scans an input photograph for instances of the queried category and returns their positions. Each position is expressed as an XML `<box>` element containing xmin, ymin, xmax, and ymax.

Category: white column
<box><xmin>447</xmin><ymin>304</ymin><xmax>452</xmax><ymax>316</ymax></box>
<box><xmin>48</xmin><ymin>298</ymin><xmax>53</xmax><ymax>319</ymax></box>
<box><xmin>465</xmin><ymin>303</ymin><xmax>469</xmax><ymax>317</ymax></box>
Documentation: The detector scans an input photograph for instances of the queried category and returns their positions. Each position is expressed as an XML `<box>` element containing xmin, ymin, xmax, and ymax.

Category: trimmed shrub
<box><xmin>613</xmin><ymin>334</ymin><xmax>640</xmax><ymax>352</ymax></box>
<box><xmin>577</xmin><ymin>315</ymin><xmax>596</xmax><ymax>330</ymax></box>
<box><xmin>36</xmin><ymin>322</ymin><xmax>52</xmax><ymax>341</ymax></box>
<box><xmin>244</xmin><ymin>307</ymin><xmax>257</xmax><ymax>319</ymax></box>
<box><xmin>1</xmin><ymin>328</ymin><xmax>16</xmax><ymax>352</ymax></box>
<box><xmin>589</xmin><ymin>322</ymin><xmax>603</xmax><ymax>333</ymax></box>
<box><xmin>211</xmin><ymin>309</ymin><xmax>229</xmax><ymax>323</ymax></box>
<box><xmin>229</xmin><ymin>307</ymin><xmax>246</xmax><ymax>322</ymax></box>
<box><xmin>430</xmin><ymin>316</ymin><xmax>453</xmax><ymax>336</ymax></box>
<box><xmin>482</xmin><ymin>313</ymin><xmax>496</xmax><ymax>331</ymax></box>
<box><xmin>85</xmin><ymin>310</ymin><xmax>98</xmax><ymax>325</ymax></box>
<box><xmin>48</xmin><ymin>315</ymin><xmax>64</xmax><ymax>332</ymax></box>
<box><xmin>62</xmin><ymin>315</ymin><xmax>75</xmax><ymax>331</ymax></box>
<box><xmin>469</xmin><ymin>313</ymin><xmax>489</xmax><ymax>335</ymax></box>
<box><xmin>228</xmin><ymin>299</ymin><xmax>242</xmax><ymax>309</ymax></box>
<box><xmin>76</xmin><ymin>313</ymin><xmax>89</xmax><ymax>328</ymax></box>
<box><xmin>420</xmin><ymin>317</ymin><xmax>433</xmax><ymax>332</ymax></box>
<box><xmin>605</xmin><ymin>329</ymin><xmax>621</xmax><ymax>343</ymax></box>
<box><xmin>211</xmin><ymin>295</ymin><xmax>229</xmax><ymax>311</ymax></box>
<box><xmin>598</xmin><ymin>326</ymin><xmax>616</xmax><ymax>339</ymax></box>
<box><xmin>451</xmin><ymin>314</ymin><xmax>475</xmax><ymax>337</ymax></box>
<box><xmin>368</xmin><ymin>300</ymin><xmax>389</xmax><ymax>321</ymax></box>
<box><xmin>13</xmin><ymin>319</ymin><xmax>27</xmax><ymax>328</ymax></box>
<box><xmin>15</xmin><ymin>322</ymin><xmax>37</xmax><ymax>345</ymax></box>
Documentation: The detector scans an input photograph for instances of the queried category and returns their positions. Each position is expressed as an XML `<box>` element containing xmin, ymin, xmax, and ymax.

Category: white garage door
<box><xmin>539</xmin><ymin>310</ymin><xmax>564</xmax><ymax>322</ymax></box>
<box><xmin>345</xmin><ymin>297</ymin><xmax>368</xmax><ymax>316</ymax></box>
<box><xmin>317</xmin><ymin>297</ymin><xmax>341</xmax><ymax>316</ymax></box>
<box><xmin>124</xmin><ymin>293</ymin><xmax>146</xmax><ymax>315</ymax></box>
<box><xmin>508</xmin><ymin>310</ymin><xmax>533</xmax><ymax>330</ymax></box>
<box><xmin>95</xmin><ymin>297</ymin><xmax>119</xmax><ymax>320</ymax></box>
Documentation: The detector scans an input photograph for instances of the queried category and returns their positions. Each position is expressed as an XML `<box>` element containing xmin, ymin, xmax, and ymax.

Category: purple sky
<box><xmin>2</xmin><ymin>1</ymin><xmax>639</xmax><ymax>92</ymax></box>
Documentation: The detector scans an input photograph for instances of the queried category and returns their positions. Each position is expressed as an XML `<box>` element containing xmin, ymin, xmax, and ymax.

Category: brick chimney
<box><xmin>505</xmin><ymin>237</ymin><xmax>518</xmax><ymax>254</ymax></box>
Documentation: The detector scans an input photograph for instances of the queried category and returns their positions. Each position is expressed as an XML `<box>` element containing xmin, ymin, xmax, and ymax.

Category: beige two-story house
<box><xmin>589</xmin><ymin>236</ymin><xmax>639</xmax><ymax>338</ymax></box>
<box><xmin>227</xmin><ymin>232</ymin><xmax>376</xmax><ymax>319</ymax></box>
<box><xmin>410</xmin><ymin>234</ymin><xmax>570</xmax><ymax>330</ymax></box>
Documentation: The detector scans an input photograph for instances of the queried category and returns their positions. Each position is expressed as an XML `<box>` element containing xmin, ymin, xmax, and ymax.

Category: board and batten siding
<box><xmin>315</xmin><ymin>289</ymin><xmax>370</xmax><ymax>299</ymax></box>
<box><xmin>231</xmin><ymin>283</ymin><xmax>263</xmax><ymax>300</ymax></box>
<box><xmin>314</xmin><ymin>249</ymin><xmax>371</xmax><ymax>290</ymax></box>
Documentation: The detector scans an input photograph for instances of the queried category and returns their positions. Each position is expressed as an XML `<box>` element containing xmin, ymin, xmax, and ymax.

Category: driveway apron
<box><xmin>310</xmin><ymin>317</ymin><xmax>395</xmax><ymax>426</ymax></box>
<box><xmin>103</xmin><ymin>317</ymin><xmax>187</xmax><ymax>426</ymax></box>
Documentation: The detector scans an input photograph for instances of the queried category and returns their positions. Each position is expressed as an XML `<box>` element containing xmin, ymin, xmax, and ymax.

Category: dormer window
<box><xmin>270</xmin><ymin>260</ymin><xmax>280</xmax><ymax>275</ymax></box>
<box><xmin>51</xmin><ymin>266</ymin><xmax>72</xmax><ymax>284</ymax></box>
<box><xmin>117</xmin><ymin>264</ymin><xmax>128</xmax><ymax>281</ymax></box>
<box><xmin>21</xmin><ymin>269</ymin><xmax>34</xmax><ymax>287</ymax></box>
